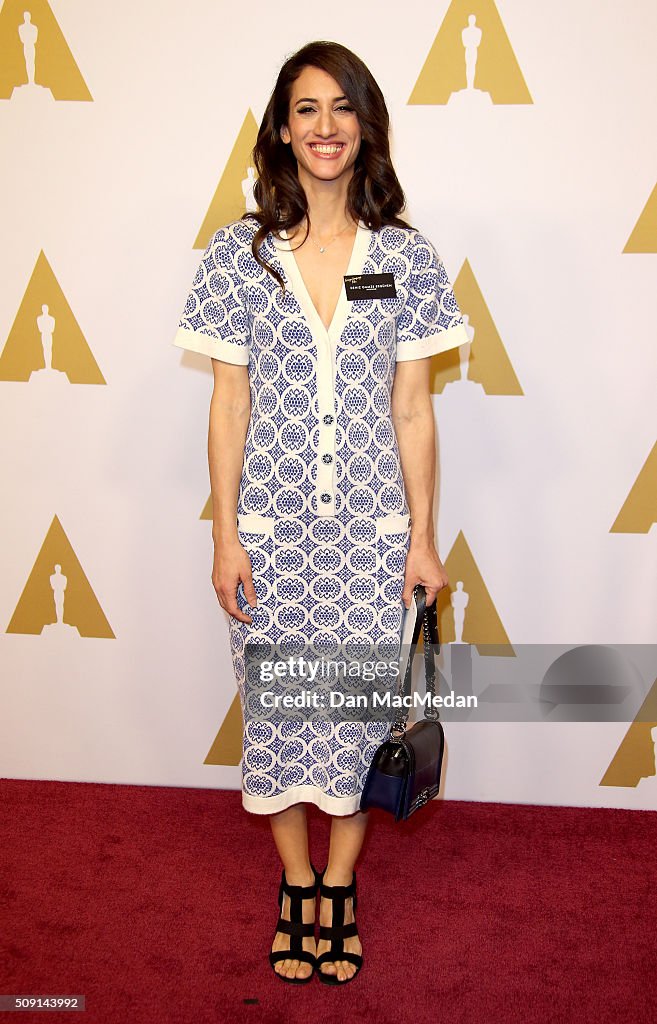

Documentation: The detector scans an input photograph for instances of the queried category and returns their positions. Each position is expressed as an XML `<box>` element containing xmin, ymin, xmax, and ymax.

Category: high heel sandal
<box><xmin>269</xmin><ymin>862</ymin><xmax>321</xmax><ymax>984</ymax></box>
<box><xmin>315</xmin><ymin>868</ymin><xmax>363</xmax><ymax>985</ymax></box>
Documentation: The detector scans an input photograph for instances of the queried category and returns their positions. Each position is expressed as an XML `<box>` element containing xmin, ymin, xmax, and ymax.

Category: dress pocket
<box><xmin>376</xmin><ymin>512</ymin><xmax>411</xmax><ymax>637</ymax></box>
<box><xmin>376</xmin><ymin>512</ymin><xmax>411</xmax><ymax>541</ymax></box>
<box><xmin>236</xmin><ymin>513</ymin><xmax>276</xmax><ymax>613</ymax></box>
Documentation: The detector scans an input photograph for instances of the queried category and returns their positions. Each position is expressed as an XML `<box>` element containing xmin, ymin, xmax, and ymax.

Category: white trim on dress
<box><xmin>172</xmin><ymin>324</ymin><xmax>250</xmax><ymax>364</ymax></box>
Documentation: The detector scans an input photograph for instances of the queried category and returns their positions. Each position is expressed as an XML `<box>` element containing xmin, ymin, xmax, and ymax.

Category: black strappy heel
<box><xmin>315</xmin><ymin>868</ymin><xmax>363</xmax><ymax>985</ymax></box>
<box><xmin>269</xmin><ymin>863</ymin><xmax>321</xmax><ymax>984</ymax></box>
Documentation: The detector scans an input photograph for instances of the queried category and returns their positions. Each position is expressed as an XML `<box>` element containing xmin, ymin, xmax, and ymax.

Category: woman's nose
<box><xmin>316</xmin><ymin>109</ymin><xmax>338</xmax><ymax>135</ymax></box>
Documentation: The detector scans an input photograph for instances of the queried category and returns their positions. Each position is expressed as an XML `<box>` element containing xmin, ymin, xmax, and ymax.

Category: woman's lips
<box><xmin>307</xmin><ymin>142</ymin><xmax>345</xmax><ymax>159</ymax></box>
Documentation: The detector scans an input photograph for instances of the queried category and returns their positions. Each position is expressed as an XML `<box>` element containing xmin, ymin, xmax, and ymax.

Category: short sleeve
<box><xmin>395</xmin><ymin>231</ymin><xmax>469</xmax><ymax>361</ymax></box>
<box><xmin>172</xmin><ymin>226</ymin><xmax>251</xmax><ymax>364</ymax></box>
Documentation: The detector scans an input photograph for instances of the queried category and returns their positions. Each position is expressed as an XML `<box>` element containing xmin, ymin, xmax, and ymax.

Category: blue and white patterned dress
<box><xmin>173</xmin><ymin>215</ymin><xmax>467</xmax><ymax>815</ymax></box>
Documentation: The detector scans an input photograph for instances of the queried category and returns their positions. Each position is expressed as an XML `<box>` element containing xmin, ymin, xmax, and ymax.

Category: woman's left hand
<box><xmin>402</xmin><ymin>537</ymin><xmax>449</xmax><ymax>609</ymax></box>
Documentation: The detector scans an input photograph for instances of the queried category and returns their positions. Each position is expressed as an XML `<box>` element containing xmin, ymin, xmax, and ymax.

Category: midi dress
<box><xmin>173</xmin><ymin>214</ymin><xmax>468</xmax><ymax>815</ymax></box>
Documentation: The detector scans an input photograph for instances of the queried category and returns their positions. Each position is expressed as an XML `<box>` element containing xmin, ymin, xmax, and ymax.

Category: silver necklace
<box><xmin>309</xmin><ymin>220</ymin><xmax>354</xmax><ymax>254</ymax></box>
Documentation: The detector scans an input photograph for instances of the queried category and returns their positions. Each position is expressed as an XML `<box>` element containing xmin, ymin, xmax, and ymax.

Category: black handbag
<box><xmin>359</xmin><ymin>583</ymin><xmax>445</xmax><ymax>820</ymax></box>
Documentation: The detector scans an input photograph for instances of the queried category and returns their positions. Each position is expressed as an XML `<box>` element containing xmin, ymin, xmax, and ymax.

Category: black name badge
<box><xmin>344</xmin><ymin>272</ymin><xmax>397</xmax><ymax>300</ymax></box>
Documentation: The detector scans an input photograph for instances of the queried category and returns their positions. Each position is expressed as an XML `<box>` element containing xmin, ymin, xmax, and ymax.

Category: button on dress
<box><xmin>173</xmin><ymin>214</ymin><xmax>467</xmax><ymax>815</ymax></box>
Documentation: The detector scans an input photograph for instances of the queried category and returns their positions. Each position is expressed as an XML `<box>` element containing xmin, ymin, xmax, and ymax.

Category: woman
<box><xmin>173</xmin><ymin>41</ymin><xmax>467</xmax><ymax>985</ymax></box>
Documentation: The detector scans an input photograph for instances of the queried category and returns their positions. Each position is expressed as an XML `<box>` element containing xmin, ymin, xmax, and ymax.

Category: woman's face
<box><xmin>280</xmin><ymin>65</ymin><xmax>361</xmax><ymax>185</ymax></box>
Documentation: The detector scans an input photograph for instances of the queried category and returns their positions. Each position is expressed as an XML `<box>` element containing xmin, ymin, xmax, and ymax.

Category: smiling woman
<box><xmin>282</xmin><ymin>81</ymin><xmax>361</xmax><ymax>184</ymax></box>
<box><xmin>172</xmin><ymin>39</ymin><xmax>468</xmax><ymax>986</ymax></box>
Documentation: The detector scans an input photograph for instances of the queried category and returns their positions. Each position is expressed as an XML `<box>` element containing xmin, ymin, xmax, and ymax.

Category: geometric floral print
<box><xmin>174</xmin><ymin>215</ymin><xmax>467</xmax><ymax>814</ymax></box>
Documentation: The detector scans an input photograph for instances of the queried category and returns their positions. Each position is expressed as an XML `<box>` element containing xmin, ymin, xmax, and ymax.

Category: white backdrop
<box><xmin>1</xmin><ymin>1</ymin><xmax>656</xmax><ymax>810</ymax></box>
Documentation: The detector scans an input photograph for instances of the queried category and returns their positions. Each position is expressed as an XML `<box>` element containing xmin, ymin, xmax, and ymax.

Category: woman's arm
<box><xmin>391</xmin><ymin>358</ymin><xmax>436</xmax><ymax>545</ymax></box>
<box><xmin>209</xmin><ymin>359</ymin><xmax>250</xmax><ymax>544</ymax></box>
<box><xmin>208</xmin><ymin>359</ymin><xmax>257</xmax><ymax>623</ymax></box>
<box><xmin>391</xmin><ymin>358</ymin><xmax>449</xmax><ymax>607</ymax></box>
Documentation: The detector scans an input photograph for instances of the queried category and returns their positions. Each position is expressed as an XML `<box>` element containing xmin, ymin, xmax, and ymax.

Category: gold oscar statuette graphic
<box><xmin>600</xmin><ymin>677</ymin><xmax>657</xmax><ymax>788</ymax></box>
<box><xmin>408</xmin><ymin>0</ymin><xmax>532</xmax><ymax>106</ymax></box>
<box><xmin>200</xmin><ymin>494</ymin><xmax>213</xmax><ymax>522</ymax></box>
<box><xmin>196</xmin><ymin>497</ymin><xmax>243</xmax><ymax>765</ymax></box>
<box><xmin>193</xmin><ymin>110</ymin><xmax>260</xmax><ymax>249</ymax></box>
<box><xmin>0</xmin><ymin>251</ymin><xmax>105</xmax><ymax>384</ymax></box>
<box><xmin>205</xmin><ymin>692</ymin><xmax>244</xmax><ymax>767</ymax></box>
<box><xmin>439</xmin><ymin>530</ymin><xmax>514</xmax><ymax>654</ymax></box>
<box><xmin>429</xmin><ymin>259</ymin><xmax>522</xmax><ymax>396</ymax></box>
<box><xmin>623</xmin><ymin>181</ymin><xmax>657</xmax><ymax>254</ymax></box>
<box><xmin>6</xmin><ymin>515</ymin><xmax>114</xmax><ymax>638</ymax></box>
<box><xmin>610</xmin><ymin>439</ymin><xmax>657</xmax><ymax>534</ymax></box>
<box><xmin>0</xmin><ymin>0</ymin><xmax>92</xmax><ymax>102</ymax></box>
<box><xmin>200</xmin><ymin>488</ymin><xmax>244</xmax><ymax>765</ymax></box>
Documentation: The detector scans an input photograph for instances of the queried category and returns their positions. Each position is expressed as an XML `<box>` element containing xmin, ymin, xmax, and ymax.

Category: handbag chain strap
<box><xmin>390</xmin><ymin>584</ymin><xmax>441</xmax><ymax>740</ymax></box>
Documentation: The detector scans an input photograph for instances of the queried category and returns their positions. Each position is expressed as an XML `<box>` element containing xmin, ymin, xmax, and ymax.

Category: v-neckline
<box><xmin>273</xmin><ymin>219</ymin><xmax>373</xmax><ymax>343</ymax></box>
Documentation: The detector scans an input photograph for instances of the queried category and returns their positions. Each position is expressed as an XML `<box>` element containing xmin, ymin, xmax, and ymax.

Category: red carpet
<box><xmin>1</xmin><ymin>778</ymin><xmax>655</xmax><ymax>1024</ymax></box>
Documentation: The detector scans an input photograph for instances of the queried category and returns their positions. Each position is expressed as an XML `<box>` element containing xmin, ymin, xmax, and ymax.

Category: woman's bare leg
<box><xmin>269</xmin><ymin>803</ymin><xmax>317</xmax><ymax>980</ymax></box>
<box><xmin>316</xmin><ymin>808</ymin><xmax>370</xmax><ymax>981</ymax></box>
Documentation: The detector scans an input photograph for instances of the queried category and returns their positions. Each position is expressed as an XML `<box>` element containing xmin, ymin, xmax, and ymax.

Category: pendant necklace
<box><xmin>310</xmin><ymin>220</ymin><xmax>354</xmax><ymax>254</ymax></box>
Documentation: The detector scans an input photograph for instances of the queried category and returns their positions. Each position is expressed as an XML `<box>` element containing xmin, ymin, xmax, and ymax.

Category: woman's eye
<box><xmin>296</xmin><ymin>105</ymin><xmax>355</xmax><ymax>114</ymax></box>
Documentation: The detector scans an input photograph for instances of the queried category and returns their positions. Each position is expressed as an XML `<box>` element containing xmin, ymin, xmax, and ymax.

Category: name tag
<box><xmin>344</xmin><ymin>272</ymin><xmax>397</xmax><ymax>300</ymax></box>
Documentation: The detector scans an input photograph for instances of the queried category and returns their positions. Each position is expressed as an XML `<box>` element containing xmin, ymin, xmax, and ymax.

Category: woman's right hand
<box><xmin>212</xmin><ymin>536</ymin><xmax>258</xmax><ymax>623</ymax></box>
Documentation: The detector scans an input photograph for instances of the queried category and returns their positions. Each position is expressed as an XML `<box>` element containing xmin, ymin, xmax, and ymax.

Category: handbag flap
<box><xmin>371</xmin><ymin>740</ymin><xmax>410</xmax><ymax>778</ymax></box>
<box><xmin>403</xmin><ymin>720</ymin><xmax>444</xmax><ymax>772</ymax></box>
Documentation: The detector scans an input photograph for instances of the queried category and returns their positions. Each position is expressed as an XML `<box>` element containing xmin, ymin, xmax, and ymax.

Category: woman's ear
<box><xmin>279</xmin><ymin>124</ymin><xmax>290</xmax><ymax>144</ymax></box>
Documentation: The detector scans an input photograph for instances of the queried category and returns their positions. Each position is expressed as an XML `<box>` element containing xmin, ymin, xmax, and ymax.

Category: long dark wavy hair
<box><xmin>241</xmin><ymin>40</ymin><xmax>415</xmax><ymax>291</ymax></box>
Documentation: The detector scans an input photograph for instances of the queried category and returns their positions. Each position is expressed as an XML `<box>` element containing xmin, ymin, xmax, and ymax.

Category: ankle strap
<box><xmin>318</xmin><ymin>870</ymin><xmax>356</xmax><ymax>898</ymax></box>
<box><xmin>280</xmin><ymin>863</ymin><xmax>321</xmax><ymax>899</ymax></box>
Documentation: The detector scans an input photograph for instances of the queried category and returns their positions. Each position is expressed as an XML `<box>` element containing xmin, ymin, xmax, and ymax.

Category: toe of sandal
<box><xmin>315</xmin><ymin>949</ymin><xmax>363</xmax><ymax>985</ymax></box>
<box><xmin>269</xmin><ymin>863</ymin><xmax>321</xmax><ymax>985</ymax></box>
<box><xmin>315</xmin><ymin>869</ymin><xmax>363</xmax><ymax>985</ymax></box>
<box><xmin>269</xmin><ymin>948</ymin><xmax>316</xmax><ymax>985</ymax></box>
